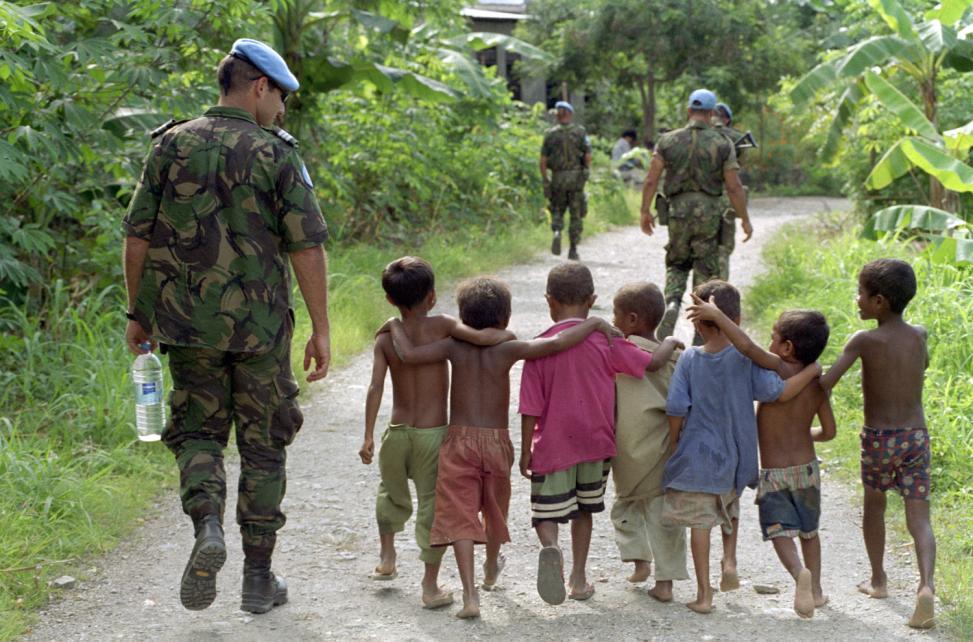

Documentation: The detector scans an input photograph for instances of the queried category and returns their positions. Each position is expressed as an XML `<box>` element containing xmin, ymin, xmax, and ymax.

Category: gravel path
<box><xmin>25</xmin><ymin>197</ymin><xmax>943</xmax><ymax>641</ymax></box>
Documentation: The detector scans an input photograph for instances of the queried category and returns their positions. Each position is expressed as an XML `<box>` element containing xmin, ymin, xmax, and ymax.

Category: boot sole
<box><xmin>551</xmin><ymin>235</ymin><xmax>561</xmax><ymax>256</ymax></box>
<box><xmin>240</xmin><ymin>588</ymin><xmax>288</xmax><ymax>614</ymax></box>
<box><xmin>180</xmin><ymin>538</ymin><xmax>226</xmax><ymax>611</ymax></box>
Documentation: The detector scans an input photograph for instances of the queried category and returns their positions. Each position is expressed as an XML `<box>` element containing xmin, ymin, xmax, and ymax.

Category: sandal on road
<box><xmin>569</xmin><ymin>583</ymin><xmax>595</xmax><ymax>601</ymax></box>
<box><xmin>537</xmin><ymin>546</ymin><xmax>566</xmax><ymax>605</ymax></box>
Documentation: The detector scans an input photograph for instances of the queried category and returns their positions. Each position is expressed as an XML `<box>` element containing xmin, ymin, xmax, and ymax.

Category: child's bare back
<box><xmin>379</xmin><ymin>315</ymin><xmax>453</xmax><ymax>428</ymax></box>
<box><xmin>845</xmin><ymin>321</ymin><xmax>927</xmax><ymax>429</ymax></box>
<box><xmin>758</xmin><ymin>362</ymin><xmax>830</xmax><ymax>469</ymax></box>
<box><xmin>446</xmin><ymin>339</ymin><xmax>521</xmax><ymax>429</ymax></box>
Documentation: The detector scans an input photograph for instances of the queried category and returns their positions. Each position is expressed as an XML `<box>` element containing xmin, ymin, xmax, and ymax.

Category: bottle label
<box><xmin>135</xmin><ymin>381</ymin><xmax>162</xmax><ymax>405</ymax></box>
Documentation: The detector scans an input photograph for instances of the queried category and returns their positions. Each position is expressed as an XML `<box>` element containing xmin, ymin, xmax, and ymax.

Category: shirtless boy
<box><xmin>361</xmin><ymin>257</ymin><xmax>509</xmax><ymax>609</ymax></box>
<box><xmin>389</xmin><ymin>277</ymin><xmax>616</xmax><ymax>619</ymax></box>
<box><xmin>688</xmin><ymin>297</ymin><xmax>836</xmax><ymax>618</ymax></box>
<box><xmin>820</xmin><ymin>258</ymin><xmax>936</xmax><ymax>630</ymax></box>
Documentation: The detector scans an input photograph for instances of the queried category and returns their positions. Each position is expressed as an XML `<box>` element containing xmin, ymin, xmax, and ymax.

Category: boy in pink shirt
<box><xmin>519</xmin><ymin>263</ymin><xmax>681</xmax><ymax>605</ymax></box>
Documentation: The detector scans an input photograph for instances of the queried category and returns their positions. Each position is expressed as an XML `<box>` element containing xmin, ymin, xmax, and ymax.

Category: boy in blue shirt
<box><xmin>663</xmin><ymin>280</ymin><xmax>820</xmax><ymax>614</ymax></box>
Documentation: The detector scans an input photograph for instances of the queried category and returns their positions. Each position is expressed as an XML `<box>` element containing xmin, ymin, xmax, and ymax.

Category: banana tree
<box><xmin>791</xmin><ymin>0</ymin><xmax>973</xmax><ymax>210</ymax></box>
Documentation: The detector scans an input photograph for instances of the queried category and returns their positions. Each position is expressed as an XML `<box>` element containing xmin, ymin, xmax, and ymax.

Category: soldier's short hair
<box><xmin>546</xmin><ymin>263</ymin><xmax>594</xmax><ymax>306</ymax></box>
<box><xmin>382</xmin><ymin>256</ymin><xmax>435</xmax><ymax>309</ymax></box>
<box><xmin>776</xmin><ymin>310</ymin><xmax>829</xmax><ymax>365</ymax></box>
<box><xmin>456</xmin><ymin>278</ymin><xmax>511</xmax><ymax>330</ymax></box>
<box><xmin>622</xmin><ymin>129</ymin><xmax>637</xmax><ymax>140</ymax></box>
<box><xmin>614</xmin><ymin>282</ymin><xmax>665</xmax><ymax>332</ymax></box>
<box><xmin>859</xmin><ymin>258</ymin><xmax>916</xmax><ymax>314</ymax></box>
<box><xmin>217</xmin><ymin>54</ymin><xmax>263</xmax><ymax>96</ymax></box>
<box><xmin>693</xmin><ymin>279</ymin><xmax>741</xmax><ymax>325</ymax></box>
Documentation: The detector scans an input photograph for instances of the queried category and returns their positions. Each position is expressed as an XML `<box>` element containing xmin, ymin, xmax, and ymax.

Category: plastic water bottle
<box><xmin>132</xmin><ymin>343</ymin><xmax>165</xmax><ymax>442</ymax></box>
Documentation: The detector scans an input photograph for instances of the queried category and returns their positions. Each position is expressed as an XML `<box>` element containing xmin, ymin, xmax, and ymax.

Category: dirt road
<box><xmin>26</xmin><ymin>197</ymin><xmax>942</xmax><ymax>641</ymax></box>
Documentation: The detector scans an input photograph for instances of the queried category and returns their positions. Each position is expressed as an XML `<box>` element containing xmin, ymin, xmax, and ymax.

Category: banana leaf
<box><xmin>820</xmin><ymin>80</ymin><xmax>865</xmax><ymax>161</ymax></box>
<box><xmin>443</xmin><ymin>32</ymin><xmax>554</xmax><ymax>64</ymax></box>
<box><xmin>866</xmin><ymin>137</ymin><xmax>973</xmax><ymax>192</ymax></box>
<box><xmin>924</xmin><ymin>0</ymin><xmax>973</xmax><ymax>25</ymax></box>
<box><xmin>869</xmin><ymin>0</ymin><xmax>918</xmax><ymax>39</ymax></box>
<box><xmin>944</xmin><ymin>119</ymin><xmax>973</xmax><ymax>153</ymax></box>
<box><xmin>863</xmin><ymin>71</ymin><xmax>940</xmax><ymax>141</ymax></box>
<box><xmin>926</xmin><ymin>235</ymin><xmax>973</xmax><ymax>263</ymax></box>
<box><xmin>870</xmin><ymin>204</ymin><xmax>968</xmax><ymax>232</ymax></box>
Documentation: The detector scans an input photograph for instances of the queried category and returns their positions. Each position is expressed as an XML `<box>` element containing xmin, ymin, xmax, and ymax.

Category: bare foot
<box><xmin>647</xmin><ymin>580</ymin><xmax>673</xmax><ymax>603</ymax></box>
<box><xmin>456</xmin><ymin>592</ymin><xmax>480</xmax><ymax>619</ymax></box>
<box><xmin>857</xmin><ymin>577</ymin><xmax>888</xmax><ymax>599</ymax></box>
<box><xmin>568</xmin><ymin>582</ymin><xmax>595</xmax><ymax>601</ymax></box>
<box><xmin>814</xmin><ymin>593</ymin><xmax>829</xmax><ymax>609</ymax></box>
<box><xmin>482</xmin><ymin>554</ymin><xmax>506</xmax><ymax>591</ymax></box>
<box><xmin>719</xmin><ymin>561</ymin><xmax>740</xmax><ymax>592</ymax></box>
<box><xmin>794</xmin><ymin>569</ymin><xmax>814</xmax><ymax>619</ymax></box>
<box><xmin>627</xmin><ymin>560</ymin><xmax>651</xmax><ymax>583</ymax></box>
<box><xmin>421</xmin><ymin>590</ymin><xmax>454</xmax><ymax>610</ymax></box>
<box><xmin>907</xmin><ymin>586</ymin><xmax>935</xmax><ymax>629</ymax></box>
<box><xmin>686</xmin><ymin>586</ymin><xmax>713</xmax><ymax>614</ymax></box>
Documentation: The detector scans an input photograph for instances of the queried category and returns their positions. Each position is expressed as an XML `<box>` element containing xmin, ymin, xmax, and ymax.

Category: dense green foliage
<box><xmin>748</xmin><ymin>215</ymin><xmax>973</xmax><ymax>633</ymax></box>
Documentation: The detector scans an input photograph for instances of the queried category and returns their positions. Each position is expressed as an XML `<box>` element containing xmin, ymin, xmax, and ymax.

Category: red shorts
<box><xmin>430</xmin><ymin>426</ymin><xmax>514</xmax><ymax>546</ymax></box>
<box><xmin>860</xmin><ymin>427</ymin><xmax>931</xmax><ymax>499</ymax></box>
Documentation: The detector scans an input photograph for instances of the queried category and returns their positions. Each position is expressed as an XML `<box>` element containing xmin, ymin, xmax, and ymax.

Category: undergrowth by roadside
<box><xmin>746</xmin><ymin>212</ymin><xmax>973</xmax><ymax>636</ymax></box>
<box><xmin>0</xmin><ymin>180</ymin><xmax>636</xmax><ymax>640</ymax></box>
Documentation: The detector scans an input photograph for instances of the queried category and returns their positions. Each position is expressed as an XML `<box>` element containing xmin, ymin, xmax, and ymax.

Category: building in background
<box><xmin>461</xmin><ymin>1</ymin><xmax>585</xmax><ymax>114</ymax></box>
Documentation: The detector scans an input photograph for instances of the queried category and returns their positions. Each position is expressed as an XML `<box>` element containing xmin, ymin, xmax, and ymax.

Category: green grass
<box><xmin>0</xmin><ymin>179</ymin><xmax>636</xmax><ymax>640</ymax></box>
<box><xmin>745</xmin><ymin>212</ymin><xmax>973</xmax><ymax>635</ymax></box>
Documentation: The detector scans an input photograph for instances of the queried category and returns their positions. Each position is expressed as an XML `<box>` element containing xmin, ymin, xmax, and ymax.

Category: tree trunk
<box><xmin>641</xmin><ymin>69</ymin><xmax>656</xmax><ymax>145</ymax></box>
<box><xmin>921</xmin><ymin>70</ymin><xmax>957</xmax><ymax>211</ymax></box>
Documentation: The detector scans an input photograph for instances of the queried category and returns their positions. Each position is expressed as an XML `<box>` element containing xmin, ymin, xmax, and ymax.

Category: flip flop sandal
<box><xmin>537</xmin><ymin>546</ymin><xmax>566</xmax><ymax>605</ymax></box>
<box><xmin>569</xmin><ymin>583</ymin><xmax>595</xmax><ymax>601</ymax></box>
<box><xmin>481</xmin><ymin>554</ymin><xmax>506</xmax><ymax>591</ymax></box>
<box><xmin>421</xmin><ymin>592</ymin><xmax>455</xmax><ymax>609</ymax></box>
<box><xmin>370</xmin><ymin>570</ymin><xmax>398</xmax><ymax>581</ymax></box>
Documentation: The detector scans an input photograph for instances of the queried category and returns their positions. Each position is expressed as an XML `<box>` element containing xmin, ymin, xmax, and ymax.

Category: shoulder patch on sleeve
<box><xmin>149</xmin><ymin>118</ymin><xmax>188</xmax><ymax>139</ymax></box>
<box><xmin>300</xmin><ymin>162</ymin><xmax>313</xmax><ymax>188</ymax></box>
<box><xmin>273</xmin><ymin>128</ymin><xmax>299</xmax><ymax>147</ymax></box>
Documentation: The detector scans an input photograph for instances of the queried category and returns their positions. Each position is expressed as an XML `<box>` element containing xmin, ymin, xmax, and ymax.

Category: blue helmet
<box><xmin>716</xmin><ymin>102</ymin><xmax>733</xmax><ymax>123</ymax></box>
<box><xmin>554</xmin><ymin>100</ymin><xmax>574</xmax><ymax>114</ymax></box>
<box><xmin>687</xmin><ymin>89</ymin><xmax>717</xmax><ymax>111</ymax></box>
<box><xmin>230</xmin><ymin>38</ymin><xmax>299</xmax><ymax>92</ymax></box>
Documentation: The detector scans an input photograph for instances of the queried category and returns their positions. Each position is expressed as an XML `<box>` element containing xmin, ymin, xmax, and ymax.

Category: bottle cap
<box><xmin>139</xmin><ymin>342</ymin><xmax>152</xmax><ymax>352</ymax></box>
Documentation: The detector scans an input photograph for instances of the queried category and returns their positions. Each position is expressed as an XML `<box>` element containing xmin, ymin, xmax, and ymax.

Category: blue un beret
<box><xmin>554</xmin><ymin>101</ymin><xmax>574</xmax><ymax>113</ymax></box>
<box><xmin>688</xmin><ymin>89</ymin><xmax>717</xmax><ymax>111</ymax></box>
<box><xmin>230</xmin><ymin>38</ymin><xmax>299</xmax><ymax>93</ymax></box>
<box><xmin>716</xmin><ymin>102</ymin><xmax>733</xmax><ymax>122</ymax></box>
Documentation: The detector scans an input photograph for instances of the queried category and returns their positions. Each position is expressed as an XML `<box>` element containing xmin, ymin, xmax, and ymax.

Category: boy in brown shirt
<box><xmin>389</xmin><ymin>277</ymin><xmax>617</xmax><ymax>619</ymax></box>
<box><xmin>820</xmin><ymin>258</ymin><xmax>936</xmax><ymax>630</ymax></box>
<box><xmin>688</xmin><ymin>297</ymin><xmax>836</xmax><ymax>618</ymax></box>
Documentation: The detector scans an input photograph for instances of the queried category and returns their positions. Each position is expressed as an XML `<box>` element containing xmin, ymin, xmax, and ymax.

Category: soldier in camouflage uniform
<box><xmin>714</xmin><ymin>102</ymin><xmax>748</xmax><ymax>281</ymax></box>
<box><xmin>122</xmin><ymin>39</ymin><xmax>331</xmax><ymax>615</ymax></box>
<box><xmin>540</xmin><ymin>101</ymin><xmax>592</xmax><ymax>261</ymax></box>
<box><xmin>638</xmin><ymin>89</ymin><xmax>753</xmax><ymax>340</ymax></box>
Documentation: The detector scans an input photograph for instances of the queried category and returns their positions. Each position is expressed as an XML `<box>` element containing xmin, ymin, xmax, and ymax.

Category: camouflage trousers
<box><xmin>161</xmin><ymin>319</ymin><xmax>303</xmax><ymax>561</ymax></box>
<box><xmin>549</xmin><ymin>187</ymin><xmax>587</xmax><ymax>245</ymax></box>
<box><xmin>664</xmin><ymin>192</ymin><xmax>722</xmax><ymax>306</ymax></box>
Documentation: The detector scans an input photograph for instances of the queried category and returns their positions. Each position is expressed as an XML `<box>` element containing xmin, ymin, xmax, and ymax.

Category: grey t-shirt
<box><xmin>664</xmin><ymin>345</ymin><xmax>785</xmax><ymax>495</ymax></box>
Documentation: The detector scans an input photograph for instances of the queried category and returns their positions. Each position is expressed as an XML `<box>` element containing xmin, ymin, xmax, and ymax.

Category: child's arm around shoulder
<box><xmin>646</xmin><ymin>336</ymin><xmax>684</xmax><ymax>372</ymax></box>
<box><xmin>441</xmin><ymin>314</ymin><xmax>516</xmax><ymax>346</ymax></box>
<box><xmin>501</xmin><ymin>316</ymin><xmax>620</xmax><ymax>362</ymax></box>
<box><xmin>686</xmin><ymin>294</ymin><xmax>782</xmax><ymax>372</ymax></box>
<box><xmin>361</xmin><ymin>337</ymin><xmax>390</xmax><ymax>465</ymax></box>
<box><xmin>777</xmin><ymin>361</ymin><xmax>823</xmax><ymax>402</ymax></box>
<box><xmin>811</xmin><ymin>390</ymin><xmax>837</xmax><ymax>442</ymax></box>
<box><xmin>820</xmin><ymin>329</ymin><xmax>869</xmax><ymax>391</ymax></box>
<box><xmin>388</xmin><ymin>319</ymin><xmax>452</xmax><ymax>365</ymax></box>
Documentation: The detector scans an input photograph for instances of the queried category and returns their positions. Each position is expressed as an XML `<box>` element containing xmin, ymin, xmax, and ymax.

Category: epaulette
<box><xmin>149</xmin><ymin>118</ymin><xmax>188</xmax><ymax>139</ymax></box>
<box><xmin>272</xmin><ymin>127</ymin><xmax>299</xmax><ymax>147</ymax></box>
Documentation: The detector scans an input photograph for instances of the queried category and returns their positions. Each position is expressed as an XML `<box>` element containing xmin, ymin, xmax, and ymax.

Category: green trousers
<box><xmin>663</xmin><ymin>192</ymin><xmax>722</xmax><ymax>305</ymax></box>
<box><xmin>162</xmin><ymin>327</ymin><xmax>302</xmax><ymax>560</ymax></box>
<box><xmin>376</xmin><ymin>424</ymin><xmax>447</xmax><ymax>564</ymax></box>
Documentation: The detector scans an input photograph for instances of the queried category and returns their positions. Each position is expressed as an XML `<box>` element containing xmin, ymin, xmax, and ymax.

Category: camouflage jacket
<box><xmin>123</xmin><ymin>106</ymin><xmax>329</xmax><ymax>353</ymax></box>
<box><xmin>541</xmin><ymin>123</ymin><xmax>591</xmax><ymax>172</ymax></box>
<box><xmin>716</xmin><ymin>124</ymin><xmax>747</xmax><ymax>164</ymax></box>
<box><xmin>656</xmin><ymin>119</ymin><xmax>738</xmax><ymax>198</ymax></box>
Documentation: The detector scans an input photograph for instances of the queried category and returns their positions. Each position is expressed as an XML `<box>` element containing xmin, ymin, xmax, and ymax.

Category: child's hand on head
<box><xmin>359</xmin><ymin>438</ymin><xmax>375</xmax><ymax>465</ymax></box>
<box><xmin>686</xmin><ymin>294</ymin><xmax>721</xmax><ymax>322</ymax></box>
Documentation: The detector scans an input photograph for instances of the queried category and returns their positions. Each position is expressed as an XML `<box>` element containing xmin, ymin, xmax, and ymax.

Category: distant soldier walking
<box><xmin>638</xmin><ymin>89</ymin><xmax>753</xmax><ymax>339</ymax></box>
<box><xmin>714</xmin><ymin>102</ymin><xmax>748</xmax><ymax>280</ymax></box>
<box><xmin>122</xmin><ymin>39</ymin><xmax>331</xmax><ymax>614</ymax></box>
<box><xmin>540</xmin><ymin>101</ymin><xmax>592</xmax><ymax>261</ymax></box>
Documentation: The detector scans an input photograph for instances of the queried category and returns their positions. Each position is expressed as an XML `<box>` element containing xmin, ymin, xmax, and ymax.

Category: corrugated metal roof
<box><xmin>461</xmin><ymin>8</ymin><xmax>530</xmax><ymax>20</ymax></box>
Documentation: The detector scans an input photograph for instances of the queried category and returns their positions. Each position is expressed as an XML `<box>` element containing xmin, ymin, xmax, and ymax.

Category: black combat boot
<box><xmin>568</xmin><ymin>243</ymin><xmax>580</xmax><ymax>261</ymax></box>
<box><xmin>180</xmin><ymin>515</ymin><xmax>226</xmax><ymax>611</ymax></box>
<box><xmin>241</xmin><ymin>559</ymin><xmax>288</xmax><ymax>614</ymax></box>
<box><xmin>551</xmin><ymin>230</ymin><xmax>562</xmax><ymax>256</ymax></box>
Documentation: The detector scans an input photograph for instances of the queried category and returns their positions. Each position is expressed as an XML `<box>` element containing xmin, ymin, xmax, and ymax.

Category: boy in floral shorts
<box><xmin>821</xmin><ymin>258</ymin><xmax>936</xmax><ymax>630</ymax></box>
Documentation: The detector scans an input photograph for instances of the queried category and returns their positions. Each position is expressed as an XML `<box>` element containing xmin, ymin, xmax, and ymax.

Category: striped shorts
<box><xmin>530</xmin><ymin>459</ymin><xmax>611</xmax><ymax>526</ymax></box>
